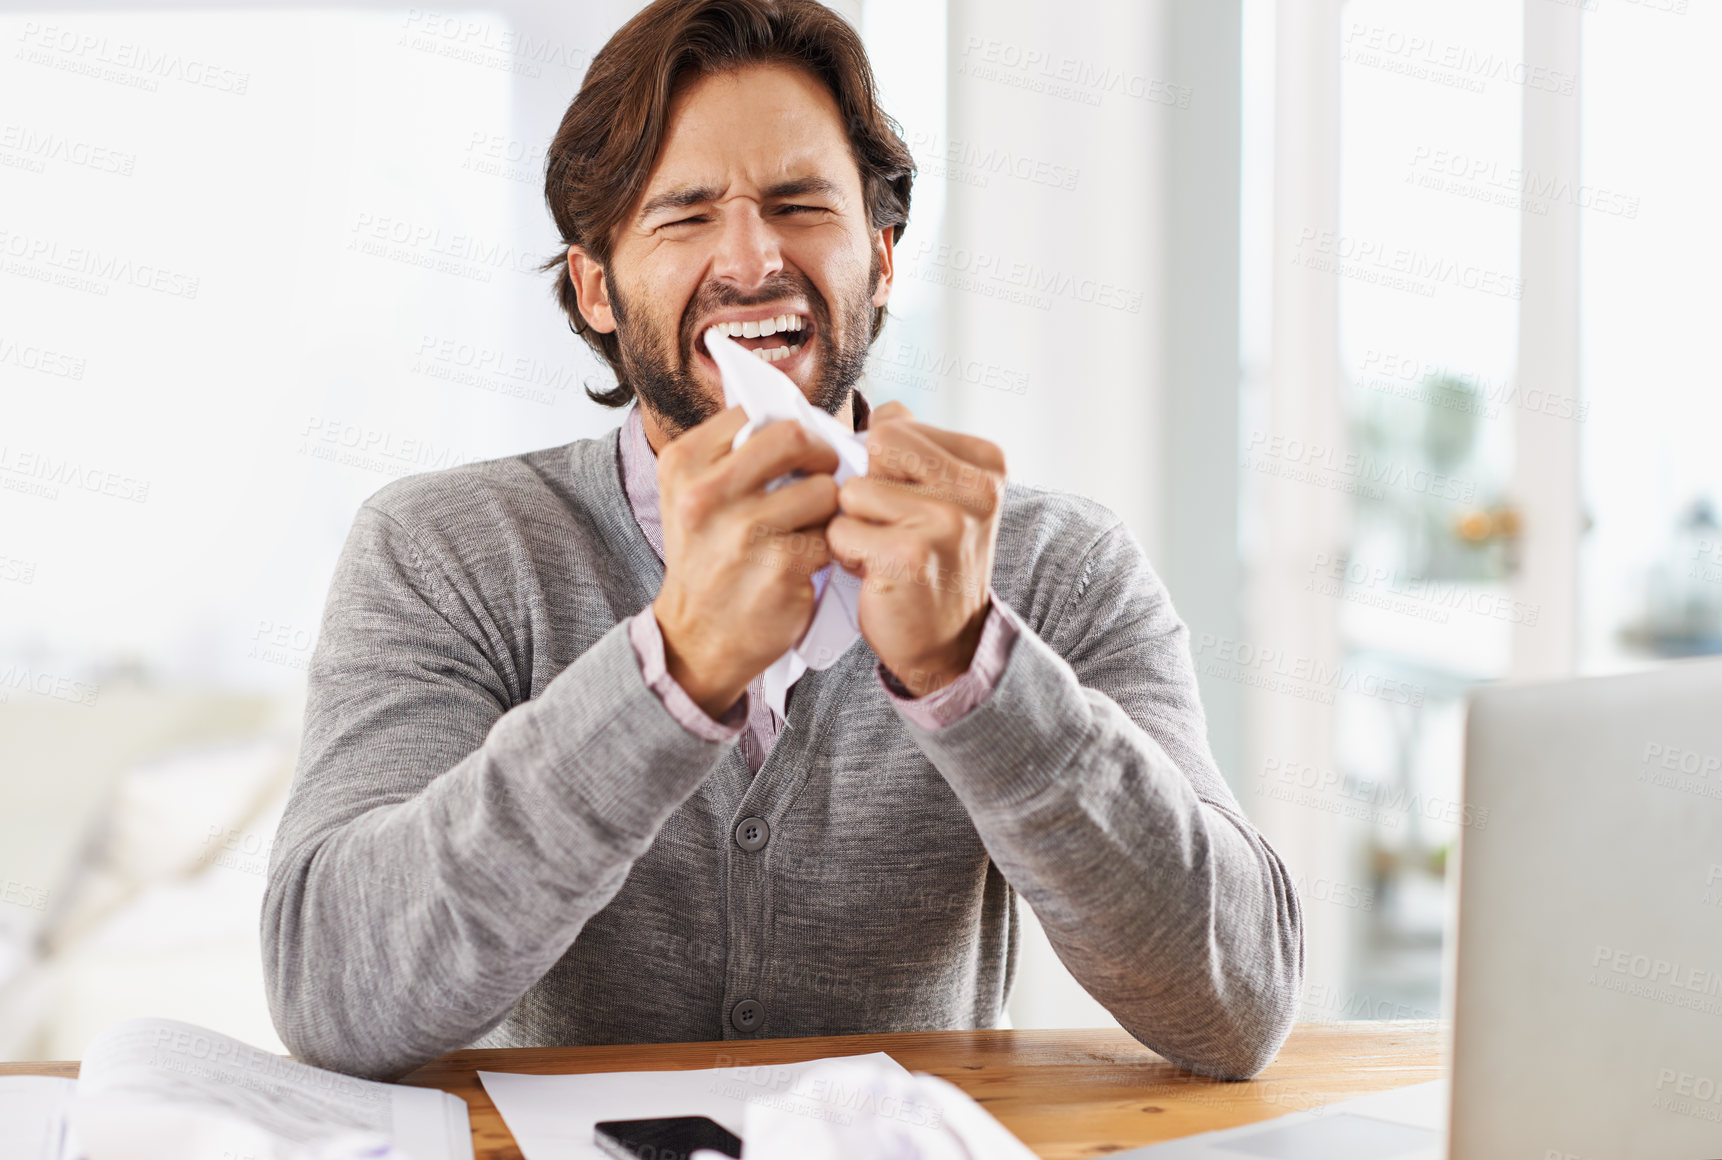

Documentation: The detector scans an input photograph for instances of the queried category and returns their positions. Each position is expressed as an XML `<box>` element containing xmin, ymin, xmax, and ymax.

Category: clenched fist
<box><xmin>652</xmin><ymin>406</ymin><xmax>841</xmax><ymax>718</ymax></box>
<box><xmin>826</xmin><ymin>401</ymin><xmax>1006</xmax><ymax>697</ymax></box>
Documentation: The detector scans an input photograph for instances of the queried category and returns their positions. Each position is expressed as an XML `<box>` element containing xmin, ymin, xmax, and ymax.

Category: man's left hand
<box><xmin>826</xmin><ymin>401</ymin><xmax>1006</xmax><ymax>698</ymax></box>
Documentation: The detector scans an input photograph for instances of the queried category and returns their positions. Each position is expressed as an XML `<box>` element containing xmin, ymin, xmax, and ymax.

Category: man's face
<box><xmin>572</xmin><ymin>62</ymin><xmax>894</xmax><ymax>439</ymax></box>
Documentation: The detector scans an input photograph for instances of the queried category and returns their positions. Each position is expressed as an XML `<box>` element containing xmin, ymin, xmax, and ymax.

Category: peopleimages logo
<box><xmin>1341</xmin><ymin>22</ymin><xmax>1577</xmax><ymax>96</ymax></box>
<box><xmin>868</xmin><ymin>339</ymin><xmax>1030</xmax><ymax>397</ymax></box>
<box><xmin>399</xmin><ymin>9</ymin><xmax>594</xmax><ymax>76</ymax></box>
<box><xmin>297</xmin><ymin>416</ymin><xmax>482</xmax><ymax>478</ymax></box>
<box><xmin>1591</xmin><ymin>944</ymin><xmax>1722</xmax><ymax>994</ymax></box>
<box><xmin>1588</xmin><ymin>943</ymin><xmax>1722</xmax><ymax>1020</ymax></box>
<box><xmin>1357</xmin><ymin>348</ymin><xmax>1587</xmax><ymax>423</ymax></box>
<box><xmin>0</xmin><ymin>227</ymin><xmax>200</xmax><ymax>300</ymax></box>
<box><xmin>1291</xmin><ymin>228</ymin><xmax>1523</xmax><ymax>301</ymax></box>
<box><xmin>14</xmin><ymin>21</ymin><xmax>251</xmax><ymax>95</ymax></box>
<box><xmin>0</xmin><ymin>552</ymin><xmax>38</xmax><ymax>586</ymax></box>
<box><xmin>1291</xmin><ymin>873</ymin><xmax>1374</xmax><ymax>912</ymax></box>
<box><xmin>0</xmin><ymin>122</ymin><xmax>137</xmax><ymax>176</ymax></box>
<box><xmin>1246</xmin><ymin>430</ymin><xmax>1479</xmax><ymax>503</ymax></box>
<box><xmin>1653</xmin><ymin>1065</ymin><xmax>1722</xmax><ymax>1125</ymax></box>
<box><xmin>0</xmin><ymin>444</ymin><xmax>150</xmax><ymax>503</ymax></box>
<box><xmin>1634</xmin><ymin>741</ymin><xmax>1722</xmax><ymax>804</ymax></box>
<box><xmin>2</xmin><ymin>880</ymin><xmax>50</xmax><ymax>911</ymax></box>
<box><xmin>346</xmin><ymin>212</ymin><xmax>542</xmax><ymax>281</ymax></box>
<box><xmin>905</xmin><ymin>129</ymin><xmax>1081</xmax><ymax>193</ymax></box>
<box><xmin>0</xmin><ymin>665</ymin><xmax>100</xmax><ymax>707</ymax></box>
<box><xmin>1192</xmin><ymin>634</ymin><xmax>1425</xmax><ymax>707</ymax></box>
<box><xmin>1406</xmin><ymin>146</ymin><xmax>1640</xmax><ymax>220</ymax></box>
<box><xmin>1259</xmin><ymin>756</ymin><xmax>1489</xmax><ymax>830</ymax></box>
<box><xmin>900</xmin><ymin>239</ymin><xmax>1145</xmax><ymax>314</ymax></box>
<box><xmin>0</xmin><ymin>335</ymin><xmax>86</xmax><ymax>381</ymax></box>
<box><xmin>957</xmin><ymin>36</ymin><xmax>1192</xmax><ymax>109</ymax></box>
<box><xmin>1306</xmin><ymin>552</ymin><xmax>1541</xmax><ymax>626</ymax></box>
<box><xmin>1655</xmin><ymin>1067</ymin><xmax>1722</xmax><ymax>1107</ymax></box>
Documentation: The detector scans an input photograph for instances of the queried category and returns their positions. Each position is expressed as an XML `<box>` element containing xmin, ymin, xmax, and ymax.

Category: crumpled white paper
<box><xmin>704</xmin><ymin>328</ymin><xmax>871</xmax><ymax>719</ymax></box>
<box><xmin>688</xmin><ymin>1055</ymin><xmax>1040</xmax><ymax>1160</ymax></box>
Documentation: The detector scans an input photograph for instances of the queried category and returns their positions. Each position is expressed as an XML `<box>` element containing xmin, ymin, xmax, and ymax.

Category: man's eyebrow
<box><xmin>636</xmin><ymin>176</ymin><xmax>844</xmax><ymax>222</ymax></box>
<box><xmin>761</xmin><ymin>176</ymin><xmax>843</xmax><ymax>202</ymax></box>
<box><xmin>636</xmin><ymin>184</ymin><xmax>724</xmax><ymax>221</ymax></box>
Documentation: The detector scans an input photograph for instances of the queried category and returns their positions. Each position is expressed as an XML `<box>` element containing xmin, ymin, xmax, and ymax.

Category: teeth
<box><xmin>703</xmin><ymin>316</ymin><xmax>807</xmax><ymax>353</ymax></box>
<box><xmin>750</xmin><ymin>344</ymin><xmax>792</xmax><ymax>364</ymax></box>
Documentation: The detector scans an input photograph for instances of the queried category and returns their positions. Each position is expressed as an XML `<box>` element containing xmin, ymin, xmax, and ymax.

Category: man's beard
<box><xmin>609</xmin><ymin>254</ymin><xmax>878</xmax><ymax>441</ymax></box>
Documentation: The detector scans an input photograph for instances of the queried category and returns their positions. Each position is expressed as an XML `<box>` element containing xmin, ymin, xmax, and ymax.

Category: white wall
<box><xmin>936</xmin><ymin>0</ymin><xmax>1169</xmax><ymax>555</ymax></box>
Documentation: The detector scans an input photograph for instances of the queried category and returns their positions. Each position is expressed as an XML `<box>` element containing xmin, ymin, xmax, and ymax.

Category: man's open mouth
<box><xmin>698</xmin><ymin>313</ymin><xmax>813</xmax><ymax>366</ymax></box>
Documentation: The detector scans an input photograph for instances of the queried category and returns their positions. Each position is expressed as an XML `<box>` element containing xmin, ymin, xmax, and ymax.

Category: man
<box><xmin>263</xmin><ymin>0</ymin><xmax>1303</xmax><ymax>1083</ymax></box>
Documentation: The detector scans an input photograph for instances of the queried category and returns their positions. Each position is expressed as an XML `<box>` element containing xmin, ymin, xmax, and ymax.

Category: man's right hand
<box><xmin>652</xmin><ymin>406</ymin><xmax>841</xmax><ymax>719</ymax></box>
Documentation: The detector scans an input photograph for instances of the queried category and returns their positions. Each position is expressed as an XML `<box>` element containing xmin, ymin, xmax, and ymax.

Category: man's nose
<box><xmin>709</xmin><ymin>203</ymin><xmax>784</xmax><ymax>290</ymax></box>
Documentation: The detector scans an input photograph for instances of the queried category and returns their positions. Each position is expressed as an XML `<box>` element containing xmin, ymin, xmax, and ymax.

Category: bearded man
<box><xmin>263</xmin><ymin>0</ymin><xmax>1304</xmax><ymax>1082</ymax></box>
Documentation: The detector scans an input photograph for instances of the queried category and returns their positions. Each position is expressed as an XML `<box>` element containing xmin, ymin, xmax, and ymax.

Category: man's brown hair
<box><xmin>540</xmin><ymin>0</ymin><xmax>915</xmax><ymax>407</ymax></box>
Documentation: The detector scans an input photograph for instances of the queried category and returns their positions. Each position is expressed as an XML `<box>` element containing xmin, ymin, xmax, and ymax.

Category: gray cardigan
<box><xmin>261</xmin><ymin>425</ymin><xmax>1303</xmax><ymax>1081</ymax></box>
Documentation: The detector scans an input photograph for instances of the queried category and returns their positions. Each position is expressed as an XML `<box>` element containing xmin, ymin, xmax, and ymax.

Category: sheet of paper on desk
<box><xmin>481</xmin><ymin>1051</ymin><xmax>1043</xmax><ymax>1160</ymax></box>
<box><xmin>3</xmin><ymin>1017</ymin><xmax>475</xmax><ymax>1160</ymax></box>
<box><xmin>479</xmin><ymin>1052</ymin><xmax>907</xmax><ymax>1160</ymax></box>
<box><xmin>0</xmin><ymin>1076</ymin><xmax>76</xmax><ymax>1160</ymax></box>
<box><xmin>1110</xmin><ymin>1079</ymin><xmax>1446</xmax><ymax>1160</ymax></box>
<box><xmin>73</xmin><ymin>1018</ymin><xmax>474</xmax><ymax>1160</ymax></box>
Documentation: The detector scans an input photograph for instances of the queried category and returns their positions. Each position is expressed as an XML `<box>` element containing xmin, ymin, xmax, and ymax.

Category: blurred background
<box><xmin>1</xmin><ymin>0</ymin><xmax>1716</xmax><ymax>1060</ymax></box>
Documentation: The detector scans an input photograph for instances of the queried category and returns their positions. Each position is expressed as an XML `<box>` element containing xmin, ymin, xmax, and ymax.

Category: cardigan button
<box><xmin>730</xmin><ymin>999</ymin><xmax>763</xmax><ymax>1033</ymax></box>
<box><xmin>734</xmin><ymin>815</ymin><xmax>770</xmax><ymax>852</ymax></box>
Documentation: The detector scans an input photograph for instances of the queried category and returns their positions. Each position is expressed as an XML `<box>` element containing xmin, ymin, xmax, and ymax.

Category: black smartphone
<box><xmin>593</xmin><ymin>1115</ymin><xmax>743</xmax><ymax>1160</ymax></box>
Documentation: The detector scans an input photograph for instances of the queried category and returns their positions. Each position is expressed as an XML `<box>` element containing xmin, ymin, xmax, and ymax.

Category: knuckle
<box><xmin>928</xmin><ymin>504</ymin><xmax>963</xmax><ymax>540</ymax></box>
<box><xmin>970</xmin><ymin>482</ymin><xmax>1000</xmax><ymax>518</ymax></box>
<box><xmin>676</xmin><ymin>479</ymin><xmax>719</xmax><ymax>523</ymax></box>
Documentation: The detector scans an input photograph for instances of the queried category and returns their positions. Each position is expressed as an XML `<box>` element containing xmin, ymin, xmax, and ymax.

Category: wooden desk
<box><xmin>2</xmin><ymin>1021</ymin><xmax>1443</xmax><ymax>1159</ymax></box>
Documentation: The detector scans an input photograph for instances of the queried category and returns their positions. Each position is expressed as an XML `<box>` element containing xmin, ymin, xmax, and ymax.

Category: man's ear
<box><xmin>871</xmin><ymin>227</ymin><xmax>895</xmax><ymax>309</ymax></box>
<box><xmin>567</xmin><ymin>246</ymin><xmax>617</xmax><ymax>334</ymax></box>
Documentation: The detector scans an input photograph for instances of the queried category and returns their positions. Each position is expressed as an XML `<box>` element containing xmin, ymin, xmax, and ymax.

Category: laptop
<box><xmin>1123</xmin><ymin>658</ymin><xmax>1722</xmax><ymax>1159</ymax></box>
